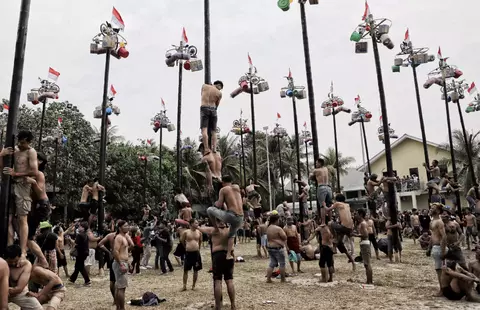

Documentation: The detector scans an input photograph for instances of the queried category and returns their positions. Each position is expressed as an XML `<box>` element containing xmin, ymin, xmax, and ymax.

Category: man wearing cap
<box><xmin>35</xmin><ymin>221</ymin><xmax>59</xmax><ymax>273</ymax></box>
<box><xmin>200</xmin><ymin>81</ymin><xmax>223</xmax><ymax>156</ymax></box>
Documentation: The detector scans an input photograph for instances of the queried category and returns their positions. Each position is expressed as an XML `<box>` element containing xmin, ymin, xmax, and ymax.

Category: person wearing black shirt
<box><xmin>69</xmin><ymin>221</ymin><xmax>91</xmax><ymax>285</ymax></box>
<box><xmin>155</xmin><ymin>224</ymin><xmax>173</xmax><ymax>274</ymax></box>
<box><xmin>419</xmin><ymin>209</ymin><xmax>431</xmax><ymax>233</ymax></box>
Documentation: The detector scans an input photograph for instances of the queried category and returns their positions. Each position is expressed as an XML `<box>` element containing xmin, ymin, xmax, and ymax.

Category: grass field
<box><xmin>10</xmin><ymin>237</ymin><xmax>480</xmax><ymax>310</ymax></box>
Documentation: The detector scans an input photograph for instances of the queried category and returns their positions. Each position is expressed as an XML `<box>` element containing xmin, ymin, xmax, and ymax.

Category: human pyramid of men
<box><xmin>2</xmin><ymin>83</ymin><xmax>480</xmax><ymax>310</ymax></box>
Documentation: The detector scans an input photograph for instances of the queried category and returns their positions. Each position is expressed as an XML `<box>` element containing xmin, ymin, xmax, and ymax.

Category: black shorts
<box><xmin>319</xmin><ymin>245</ymin><xmax>334</xmax><ymax>268</ymax></box>
<box><xmin>109</xmin><ymin>258</ymin><xmax>116</xmax><ymax>282</ymax></box>
<box><xmin>245</xmin><ymin>230</ymin><xmax>251</xmax><ymax>238</ymax></box>
<box><xmin>90</xmin><ymin>199</ymin><xmax>99</xmax><ymax>215</ymax></box>
<box><xmin>442</xmin><ymin>285</ymin><xmax>465</xmax><ymax>300</ymax></box>
<box><xmin>34</xmin><ymin>200</ymin><xmax>51</xmax><ymax>221</ymax></box>
<box><xmin>57</xmin><ymin>249</ymin><xmax>67</xmax><ymax>267</ymax></box>
<box><xmin>368</xmin><ymin>234</ymin><xmax>378</xmax><ymax>250</ymax></box>
<box><xmin>237</xmin><ymin>229</ymin><xmax>244</xmax><ymax>237</ymax></box>
<box><xmin>200</xmin><ymin>106</ymin><xmax>217</xmax><ymax>132</ymax></box>
<box><xmin>184</xmin><ymin>251</ymin><xmax>202</xmax><ymax>272</ymax></box>
<box><xmin>212</xmin><ymin>250</ymin><xmax>234</xmax><ymax>281</ymax></box>
<box><xmin>253</xmin><ymin>208</ymin><xmax>261</xmax><ymax>219</ymax></box>
<box><xmin>173</xmin><ymin>243</ymin><xmax>186</xmax><ymax>258</ymax></box>
<box><xmin>27</xmin><ymin>215</ymin><xmax>41</xmax><ymax>240</ymax></box>
<box><xmin>256</xmin><ymin>232</ymin><xmax>261</xmax><ymax>245</ymax></box>
<box><xmin>78</xmin><ymin>202</ymin><xmax>90</xmax><ymax>220</ymax></box>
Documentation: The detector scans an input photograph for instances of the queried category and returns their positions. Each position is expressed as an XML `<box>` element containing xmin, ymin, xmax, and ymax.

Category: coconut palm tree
<box><xmin>320</xmin><ymin>147</ymin><xmax>355</xmax><ymax>191</ymax></box>
<box><xmin>217</xmin><ymin>134</ymin><xmax>241</xmax><ymax>181</ymax></box>
<box><xmin>438</xmin><ymin>129</ymin><xmax>480</xmax><ymax>191</ymax></box>
<box><xmin>93</xmin><ymin>125</ymin><xmax>125</xmax><ymax>144</ymax></box>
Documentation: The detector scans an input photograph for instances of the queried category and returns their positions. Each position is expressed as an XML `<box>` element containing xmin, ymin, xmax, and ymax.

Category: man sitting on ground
<box><xmin>0</xmin><ymin>258</ymin><xmax>8</xmax><ymax>310</ymax></box>
<box><xmin>28</xmin><ymin>265</ymin><xmax>66</xmax><ymax>310</ymax></box>
<box><xmin>441</xmin><ymin>260</ymin><xmax>480</xmax><ymax>302</ymax></box>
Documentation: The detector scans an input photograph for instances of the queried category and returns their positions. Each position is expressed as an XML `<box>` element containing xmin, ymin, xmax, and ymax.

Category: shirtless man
<box><xmin>88</xmin><ymin>178</ymin><xmax>105</xmax><ymax>226</ymax></box>
<box><xmin>311</xmin><ymin>158</ymin><xmax>332</xmax><ymax>224</ymax></box>
<box><xmin>466</xmin><ymin>184</ymin><xmax>480</xmax><ymax>210</ymax></box>
<box><xmin>5</xmin><ymin>245</ymin><xmax>43</xmax><ymax>310</ymax></box>
<box><xmin>0</xmin><ymin>258</ymin><xmax>8</xmax><ymax>310</ymax></box>
<box><xmin>180</xmin><ymin>219</ymin><xmax>202</xmax><ymax>291</ymax></box>
<box><xmin>1</xmin><ymin>131</ymin><xmax>39</xmax><ymax>258</ymax></box>
<box><xmin>465</xmin><ymin>209</ymin><xmax>478</xmax><ymax>250</ymax></box>
<box><xmin>24</xmin><ymin>152</ymin><xmax>50</xmax><ymax>268</ymax></box>
<box><xmin>208</xmin><ymin>175</ymin><xmax>244</xmax><ymax>260</ymax></box>
<box><xmin>265</xmin><ymin>214</ymin><xmax>287</xmax><ymax>283</ymax></box>
<box><xmin>198</xmin><ymin>221</ymin><xmax>236</xmax><ymax>310</ymax></box>
<box><xmin>366</xmin><ymin>174</ymin><xmax>384</xmax><ymax>215</ymax></box>
<box><xmin>78</xmin><ymin>180</ymin><xmax>93</xmax><ymax>221</ymax></box>
<box><xmin>430</xmin><ymin>203</ymin><xmax>447</xmax><ymax>296</ymax></box>
<box><xmin>199</xmin><ymin>143</ymin><xmax>222</xmax><ymax>189</ymax></box>
<box><xmin>174</xmin><ymin>187</ymin><xmax>190</xmax><ymax>210</ymax></box>
<box><xmin>366</xmin><ymin>214</ymin><xmax>380</xmax><ymax>260</ymax></box>
<box><xmin>200</xmin><ymin>81</ymin><xmax>223</xmax><ymax>155</ymax></box>
<box><xmin>318</xmin><ymin>222</ymin><xmax>335</xmax><ymax>282</ymax></box>
<box><xmin>424</xmin><ymin>160</ymin><xmax>441</xmax><ymax>194</ymax></box>
<box><xmin>386</xmin><ymin>217</ymin><xmax>402</xmax><ymax>263</ymax></box>
<box><xmin>284</xmin><ymin>217</ymin><xmax>302</xmax><ymax>274</ymax></box>
<box><xmin>441</xmin><ymin>260</ymin><xmax>480</xmax><ymax>302</ymax></box>
<box><xmin>28</xmin><ymin>265</ymin><xmax>65</xmax><ymax>310</ymax></box>
<box><xmin>179</xmin><ymin>203</ymin><xmax>193</xmax><ymax>222</ymax></box>
<box><xmin>356</xmin><ymin>209</ymin><xmax>373</xmax><ymax>284</ymax></box>
<box><xmin>53</xmin><ymin>226</ymin><xmax>68</xmax><ymax>278</ymax></box>
<box><xmin>443</xmin><ymin>210</ymin><xmax>467</xmax><ymax>270</ymax></box>
<box><xmin>256</xmin><ymin>220</ymin><xmax>268</xmax><ymax>258</ymax></box>
<box><xmin>246</xmin><ymin>179</ymin><xmax>261</xmax><ymax>216</ymax></box>
<box><xmin>326</xmin><ymin>194</ymin><xmax>355</xmax><ymax>270</ymax></box>
<box><xmin>98</xmin><ymin>231</ymin><xmax>117</xmax><ymax>301</ymax></box>
<box><xmin>411</xmin><ymin>209</ymin><xmax>421</xmax><ymax>245</ymax></box>
<box><xmin>113</xmin><ymin>220</ymin><xmax>133</xmax><ymax>310</ymax></box>
<box><xmin>86</xmin><ymin>226</ymin><xmax>102</xmax><ymax>275</ymax></box>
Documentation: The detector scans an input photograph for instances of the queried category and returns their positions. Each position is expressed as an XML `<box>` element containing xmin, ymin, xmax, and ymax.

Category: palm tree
<box><xmin>217</xmin><ymin>134</ymin><xmax>240</xmax><ymax>181</ymax></box>
<box><xmin>93</xmin><ymin>125</ymin><xmax>125</xmax><ymax>144</ymax></box>
<box><xmin>320</xmin><ymin>147</ymin><xmax>355</xmax><ymax>191</ymax></box>
<box><xmin>438</xmin><ymin>129</ymin><xmax>480</xmax><ymax>191</ymax></box>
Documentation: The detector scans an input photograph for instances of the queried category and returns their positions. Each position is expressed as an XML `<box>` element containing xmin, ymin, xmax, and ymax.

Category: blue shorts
<box><xmin>268</xmin><ymin>247</ymin><xmax>286</xmax><ymax>269</ymax></box>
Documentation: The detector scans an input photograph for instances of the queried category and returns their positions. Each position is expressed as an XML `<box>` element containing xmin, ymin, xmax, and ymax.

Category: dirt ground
<box><xmin>10</xmin><ymin>238</ymin><xmax>480</xmax><ymax>310</ymax></box>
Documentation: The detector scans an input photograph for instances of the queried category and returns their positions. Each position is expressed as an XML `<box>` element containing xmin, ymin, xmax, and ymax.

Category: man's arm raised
<box><xmin>215</xmin><ymin>188</ymin><xmax>225</xmax><ymax>209</ymax></box>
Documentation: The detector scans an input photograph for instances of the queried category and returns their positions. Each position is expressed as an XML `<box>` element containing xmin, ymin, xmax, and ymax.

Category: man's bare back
<box><xmin>80</xmin><ymin>185</ymin><xmax>92</xmax><ymax>203</ymax></box>
<box><xmin>179</xmin><ymin>207</ymin><xmax>193</xmax><ymax>222</ymax></box>
<box><xmin>284</xmin><ymin>224</ymin><xmax>298</xmax><ymax>238</ymax></box>
<box><xmin>319</xmin><ymin>224</ymin><xmax>333</xmax><ymax>248</ymax></box>
<box><xmin>312</xmin><ymin>167</ymin><xmax>329</xmax><ymax>185</ymax></box>
<box><xmin>26</xmin><ymin>171</ymin><xmax>47</xmax><ymax>201</ymax></box>
<box><xmin>220</xmin><ymin>185</ymin><xmax>243</xmax><ymax>216</ymax></box>
<box><xmin>332</xmin><ymin>202</ymin><xmax>353</xmax><ymax>229</ymax></box>
<box><xmin>201</xmin><ymin>84</ymin><xmax>222</xmax><ymax>108</ymax></box>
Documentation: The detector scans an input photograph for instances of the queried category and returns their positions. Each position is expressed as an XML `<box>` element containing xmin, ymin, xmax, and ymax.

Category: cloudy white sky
<box><xmin>1</xmin><ymin>0</ymin><xmax>479</xmax><ymax>166</ymax></box>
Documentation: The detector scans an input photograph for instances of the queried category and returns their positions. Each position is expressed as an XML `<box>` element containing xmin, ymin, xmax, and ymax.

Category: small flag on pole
<box><xmin>379</xmin><ymin>115</ymin><xmax>383</xmax><ymax>121</ymax></box>
<box><xmin>362</xmin><ymin>1</ymin><xmax>370</xmax><ymax>21</ymax></box>
<box><xmin>468</xmin><ymin>82</ymin><xmax>477</xmax><ymax>95</ymax></box>
<box><xmin>303</xmin><ymin>121</ymin><xmax>307</xmax><ymax>127</ymax></box>
<box><xmin>109</xmin><ymin>85</ymin><xmax>117</xmax><ymax>98</ymax></box>
<box><xmin>437</xmin><ymin>47</ymin><xmax>442</xmax><ymax>60</ymax></box>
<box><xmin>355</xmin><ymin>95</ymin><xmax>361</xmax><ymax>105</ymax></box>
<box><xmin>3</xmin><ymin>103</ymin><xmax>9</xmax><ymax>111</ymax></box>
<box><xmin>48</xmin><ymin>67</ymin><xmax>60</xmax><ymax>82</ymax></box>
<box><xmin>248</xmin><ymin>53</ymin><xmax>253</xmax><ymax>66</ymax></box>
<box><xmin>147</xmin><ymin>139</ymin><xmax>152</xmax><ymax>145</ymax></box>
<box><xmin>161</xmin><ymin>98</ymin><xmax>166</xmax><ymax>109</ymax></box>
<box><xmin>111</xmin><ymin>7</ymin><xmax>125</xmax><ymax>30</ymax></box>
<box><xmin>182</xmin><ymin>27</ymin><xmax>188</xmax><ymax>44</ymax></box>
<box><xmin>277</xmin><ymin>112</ymin><xmax>281</xmax><ymax>119</ymax></box>
<box><xmin>404</xmin><ymin>28</ymin><xmax>410</xmax><ymax>43</ymax></box>
<box><xmin>58</xmin><ymin>117</ymin><xmax>62</xmax><ymax>127</ymax></box>
<box><xmin>288</xmin><ymin>68</ymin><xmax>292</xmax><ymax>78</ymax></box>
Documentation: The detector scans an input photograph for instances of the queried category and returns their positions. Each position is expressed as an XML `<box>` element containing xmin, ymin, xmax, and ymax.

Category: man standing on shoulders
<box><xmin>89</xmin><ymin>178</ymin><xmax>105</xmax><ymax>227</ymax></box>
<box><xmin>266</xmin><ymin>214</ymin><xmax>287</xmax><ymax>283</ymax></box>
<box><xmin>198</xmin><ymin>221</ymin><xmax>236</xmax><ymax>310</ymax></box>
<box><xmin>207</xmin><ymin>175</ymin><xmax>244</xmax><ymax>260</ymax></box>
<box><xmin>180</xmin><ymin>219</ymin><xmax>202</xmax><ymax>291</ymax></box>
<box><xmin>5</xmin><ymin>244</ymin><xmax>43</xmax><ymax>310</ymax></box>
<box><xmin>28</xmin><ymin>265</ymin><xmax>66</xmax><ymax>310</ymax></box>
<box><xmin>200</xmin><ymin>81</ymin><xmax>223</xmax><ymax>155</ymax></box>
<box><xmin>1</xmin><ymin>131</ymin><xmax>39</xmax><ymax>259</ymax></box>
<box><xmin>113</xmin><ymin>220</ymin><xmax>133</xmax><ymax>310</ymax></box>
<box><xmin>356</xmin><ymin>209</ymin><xmax>373</xmax><ymax>285</ymax></box>
<box><xmin>311</xmin><ymin>158</ymin><xmax>332</xmax><ymax>225</ymax></box>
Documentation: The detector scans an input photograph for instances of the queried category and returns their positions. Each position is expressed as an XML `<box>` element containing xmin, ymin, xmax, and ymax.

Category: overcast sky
<box><xmin>1</xmin><ymin>0</ymin><xmax>479</xmax><ymax>166</ymax></box>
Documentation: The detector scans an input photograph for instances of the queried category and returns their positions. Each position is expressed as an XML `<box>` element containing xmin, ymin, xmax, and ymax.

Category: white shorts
<box><xmin>85</xmin><ymin>248</ymin><xmax>96</xmax><ymax>266</ymax></box>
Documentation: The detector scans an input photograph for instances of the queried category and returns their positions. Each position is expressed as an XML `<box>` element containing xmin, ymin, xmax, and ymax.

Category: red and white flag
<box><xmin>248</xmin><ymin>53</ymin><xmax>253</xmax><ymax>67</ymax></box>
<box><xmin>362</xmin><ymin>1</ymin><xmax>370</xmax><ymax>21</ymax></box>
<box><xmin>379</xmin><ymin>115</ymin><xmax>383</xmax><ymax>121</ymax></box>
<box><xmin>277</xmin><ymin>112</ymin><xmax>281</xmax><ymax>119</ymax></box>
<box><xmin>146</xmin><ymin>139</ymin><xmax>152</xmax><ymax>145</ymax></box>
<box><xmin>355</xmin><ymin>95</ymin><xmax>361</xmax><ymax>105</ymax></box>
<box><xmin>288</xmin><ymin>68</ymin><xmax>292</xmax><ymax>79</ymax></box>
<box><xmin>404</xmin><ymin>28</ymin><xmax>410</xmax><ymax>43</ymax></box>
<box><xmin>3</xmin><ymin>103</ymin><xmax>9</xmax><ymax>111</ymax></box>
<box><xmin>161</xmin><ymin>98</ymin><xmax>166</xmax><ymax>109</ymax></box>
<box><xmin>109</xmin><ymin>85</ymin><xmax>117</xmax><ymax>98</ymax></box>
<box><xmin>111</xmin><ymin>7</ymin><xmax>125</xmax><ymax>30</ymax></box>
<box><xmin>303</xmin><ymin>121</ymin><xmax>307</xmax><ymax>127</ymax></box>
<box><xmin>468</xmin><ymin>82</ymin><xmax>477</xmax><ymax>95</ymax></box>
<box><xmin>48</xmin><ymin>67</ymin><xmax>60</xmax><ymax>82</ymax></box>
<box><xmin>182</xmin><ymin>27</ymin><xmax>188</xmax><ymax>44</ymax></box>
<box><xmin>58</xmin><ymin>117</ymin><xmax>62</xmax><ymax>127</ymax></box>
<box><xmin>437</xmin><ymin>47</ymin><xmax>442</xmax><ymax>60</ymax></box>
